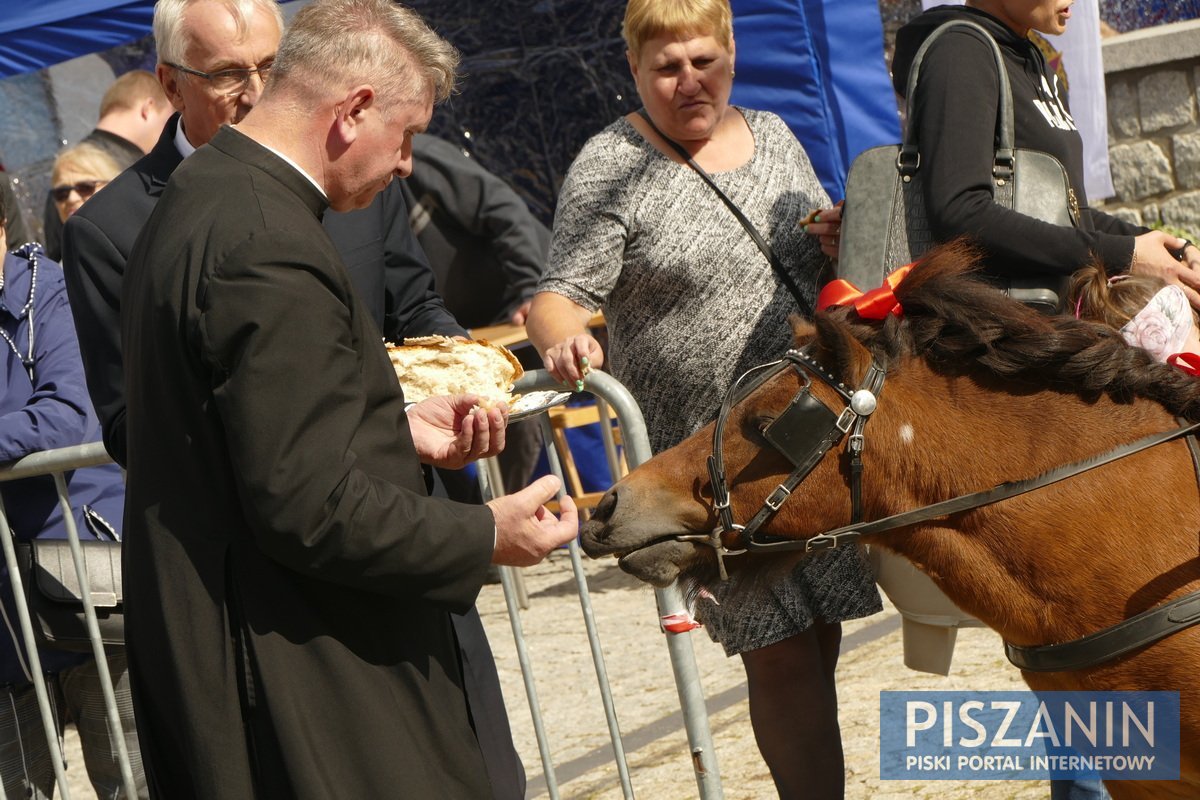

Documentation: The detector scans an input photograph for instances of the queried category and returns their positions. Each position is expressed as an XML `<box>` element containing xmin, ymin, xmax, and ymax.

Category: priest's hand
<box><xmin>488</xmin><ymin>475</ymin><xmax>578</xmax><ymax>566</ymax></box>
<box><xmin>408</xmin><ymin>394</ymin><xmax>508</xmax><ymax>469</ymax></box>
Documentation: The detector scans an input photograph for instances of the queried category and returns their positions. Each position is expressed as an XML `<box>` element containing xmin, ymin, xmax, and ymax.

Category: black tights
<box><xmin>741</xmin><ymin>622</ymin><xmax>844</xmax><ymax>800</ymax></box>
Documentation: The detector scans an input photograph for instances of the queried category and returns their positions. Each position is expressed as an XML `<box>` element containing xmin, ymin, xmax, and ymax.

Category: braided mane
<box><xmin>821</xmin><ymin>242</ymin><xmax>1200</xmax><ymax>421</ymax></box>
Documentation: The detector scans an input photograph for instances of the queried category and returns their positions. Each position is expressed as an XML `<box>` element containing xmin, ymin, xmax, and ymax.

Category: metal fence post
<box><xmin>513</xmin><ymin>370</ymin><xmax>725</xmax><ymax>799</ymax></box>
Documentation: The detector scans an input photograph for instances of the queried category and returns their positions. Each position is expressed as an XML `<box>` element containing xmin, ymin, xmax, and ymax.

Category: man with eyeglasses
<box><xmin>62</xmin><ymin>1</ymin><xmax>530</xmax><ymax>797</ymax></box>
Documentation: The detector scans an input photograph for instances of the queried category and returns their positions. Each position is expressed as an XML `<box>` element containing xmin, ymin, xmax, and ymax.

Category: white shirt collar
<box><xmin>174</xmin><ymin>120</ymin><xmax>327</xmax><ymax>199</ymax></box>
<box><xmin>257</xmin><ymin>141</ymin><xmax>328</xmax><ymax>199</ymax></box>
<box><xmin>173</xmin><ymin>118</ymin><xmax>197</xmax><ymax>159</ymax></box>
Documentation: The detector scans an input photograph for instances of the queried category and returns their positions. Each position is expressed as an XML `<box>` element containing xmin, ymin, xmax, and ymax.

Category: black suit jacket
<box><xmin>120</xmin><ymin>125</ymin><xmax>493</xmax><ymax>797</ymax></box>
<box><xmin>63</xmin><ymin>114</ymin><xmax>464</xmax><ymax>466</ymax></box>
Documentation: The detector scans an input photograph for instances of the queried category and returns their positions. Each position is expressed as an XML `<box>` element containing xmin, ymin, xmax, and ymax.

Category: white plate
<box><xmin>508</xmin><ymin>390</ymin><xmax>573</xmax><ymax>421</ymax></box>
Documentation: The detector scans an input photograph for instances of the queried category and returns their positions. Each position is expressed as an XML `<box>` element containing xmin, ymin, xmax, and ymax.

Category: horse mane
<box><xmin>818</xmin><ymin>241</ymin><xmax>1200</xmax><ymax>421</ymax></box>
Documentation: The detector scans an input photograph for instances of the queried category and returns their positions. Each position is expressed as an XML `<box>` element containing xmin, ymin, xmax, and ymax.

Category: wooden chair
<box><xmin>543</xmin><ymin>397</ymin><xmax>627</xmax><ymax>519</ymax></box>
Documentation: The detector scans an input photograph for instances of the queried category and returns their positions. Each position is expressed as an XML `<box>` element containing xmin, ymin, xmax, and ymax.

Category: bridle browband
<box><xmin>684</xmin><ymin>344</ymin><xmax>1200</xmax><ymax>671</ymax></box>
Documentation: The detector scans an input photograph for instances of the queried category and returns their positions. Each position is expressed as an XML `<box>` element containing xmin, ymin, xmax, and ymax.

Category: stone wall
<box><xmin>1100</xmin><ymin>19</ymin><xmax>1200</xmax><ymax>235</ymax></box>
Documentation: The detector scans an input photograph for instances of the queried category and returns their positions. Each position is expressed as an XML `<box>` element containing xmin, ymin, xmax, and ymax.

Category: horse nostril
<box><xmin>593</xmin><ymin>487</ymin><xmax>618</xmax><ymax>523</ymax></box>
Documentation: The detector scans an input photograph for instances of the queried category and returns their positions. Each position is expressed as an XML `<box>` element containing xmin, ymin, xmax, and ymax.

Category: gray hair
<box><xmin>153</xmin><ymin>0</ymin><xmax>284</xmax><ymax>67</ymax></box>
<box><xmin>270</xmin><ymin>0</ymin><xmax>459</xmax><ymax>107</ymax></box>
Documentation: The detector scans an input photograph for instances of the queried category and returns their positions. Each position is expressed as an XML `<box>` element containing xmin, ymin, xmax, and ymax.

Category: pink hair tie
<box><xmin>1077</xmin><ymin>273</ymin><xmax>1132</xmax><ymax>319</ymax></box>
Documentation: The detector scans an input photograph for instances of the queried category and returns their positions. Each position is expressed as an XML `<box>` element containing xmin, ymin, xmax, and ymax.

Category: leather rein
<box><xmin>685</xmin><ymin>345</ymin><xmax>1200</xmax><ymax>672</ymax></box>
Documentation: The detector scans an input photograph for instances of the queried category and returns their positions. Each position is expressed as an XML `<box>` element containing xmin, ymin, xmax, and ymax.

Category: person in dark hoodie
<box><xmin>893</xmin><ymin>4</ymin><xmax>1189</xmax><ymax>799</ymax></box>
<box><xmin>892</xmin><ymin>1</ymin><xmax>1200</xmax><ymax>307</ymax></box>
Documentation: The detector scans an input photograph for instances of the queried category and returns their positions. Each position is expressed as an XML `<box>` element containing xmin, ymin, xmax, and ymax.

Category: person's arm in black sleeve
<box><xmin>378</xmin><ymin>183</ymin><xmax>467</xmax><ymax>341</ymax></box>
<box><xmin>61</xmin><ymin>212</ymin><xmax>128</xmax><ymax>466</ymax></box>
<box><xmin>201</xmin><ymin>232</ymin><xmax>493</xmax><ymax>607</ymax></box>
<box><xmin>413</xmin><ymin>136</ymin><xmax>547</xmax><ymax>324</ymax></box>
<box><xmin>914</xmin><ymin>30</ymin><xmax>1133</xmax><ymax>276</ymax></box>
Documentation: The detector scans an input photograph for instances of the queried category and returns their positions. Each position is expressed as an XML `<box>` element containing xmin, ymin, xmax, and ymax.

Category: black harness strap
<box><xmin>1006</xmin><ymin>591</ymin><xmax>1200</xmax><ymax>672</ymax></box>
<box><xmin>1002</xmin><ymin>425</ymin><xmax>1200</xmax><ymax>672</ymax></box>
<box><xmin>744</xmin><ymin>420</ymin><xmax>1200</xmax><ymax>553</ymax></box>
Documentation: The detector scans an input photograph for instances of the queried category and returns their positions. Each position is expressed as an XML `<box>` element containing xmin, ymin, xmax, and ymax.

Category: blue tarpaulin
<box><xmin>731</xmin><ymin>0</ymin><xmax>900</xmax><ymax>199</ymax></box>
<box><xmin>0</xmin><ymin>0</ymin><xmax>903</xmax><ymax>216</ymax></box>
<box><xmin>0</xmin><ymin>1</ymin><xmax>154</xmax><ymax>78</ymax></box>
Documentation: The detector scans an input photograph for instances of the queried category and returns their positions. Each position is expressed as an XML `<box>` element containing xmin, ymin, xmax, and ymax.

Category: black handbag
<box><xmin>838</xmin><ymin>19</ymin><xmax>1079</xmax><ymax>314</ymax></box>
<box><xmin>16</xmin><ymin>538</ymin><xmax>124</xmax><ymax>652</ymax></box>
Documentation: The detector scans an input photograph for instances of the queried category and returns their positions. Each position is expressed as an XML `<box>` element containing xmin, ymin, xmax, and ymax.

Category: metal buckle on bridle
<box><xmin>675</xmin><ymin>525</ymin><xmax>746</xmax><ymax>581</ymax></box>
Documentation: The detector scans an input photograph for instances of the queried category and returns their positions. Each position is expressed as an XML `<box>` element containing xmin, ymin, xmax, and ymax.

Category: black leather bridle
<box><xmin>677</xmin><ymin>347</ymin><xmax>887</xmax><ymax>580</ymax></box>
<box><xmin>682</xmin><ymin>344</ymin><xmax>1200</xmax><ymax>672</ymax></box>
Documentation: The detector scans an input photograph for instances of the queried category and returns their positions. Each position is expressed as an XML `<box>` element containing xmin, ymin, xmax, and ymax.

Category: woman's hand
<box><xmin>1130</xmin><ymin>230</ymin><xmax>1200</xmax><ymax>310</ymax></box>
<box><xmin>525</xmin><ymin>292</ymin><xmax>607</xmax><ymax>392</ymax></box>
<box><xmin>544</xmin><ymin>335</ymin><xmax>604</xmax><ymax>391</ymax></box>
<box><xmin>407</xmin><ymin>394</ymin><xmax>507</xmax><ymax>469</ymax></box>
<box><xmin>802</xmin><ymin>200</ymin><xmax>844</xmax><ymax>260</ymax></box>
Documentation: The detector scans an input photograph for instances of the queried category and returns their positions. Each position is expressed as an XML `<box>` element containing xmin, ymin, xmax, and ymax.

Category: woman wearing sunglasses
<box><xmin>50</xmin><ymin>143</ymin><xmax>121</xmax><ymax>224</ymax></box>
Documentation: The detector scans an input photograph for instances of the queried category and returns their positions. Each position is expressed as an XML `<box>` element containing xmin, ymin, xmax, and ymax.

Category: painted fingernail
<box><xmin>813</xmin><ymin>214</ymin><xmax>821</xmax><ymax>223</ymax></box>
<box><xmin>580</xmin><ymin>356</ymin><xmax>589</xmax><ymax>367</ymax></box>
<box><xmin>801</xmin><ymin>224</ymin><xmax>809</xmax><ymax>233</ymax></box>
<box><xmin>574</xmin><ymin>380</ymin><xmax>584</xmax><ymax>392</ymax></box>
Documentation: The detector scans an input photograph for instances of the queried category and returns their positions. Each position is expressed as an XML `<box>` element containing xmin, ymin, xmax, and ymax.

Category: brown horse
<box><xmin>580</xmin><ymin>244</ymin><xmax>1200</xmax><ymax>799</ymax></box>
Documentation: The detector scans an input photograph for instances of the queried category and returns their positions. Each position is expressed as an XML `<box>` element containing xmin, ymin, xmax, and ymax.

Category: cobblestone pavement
<box><xmin>58</xmin><ymin>548</ymin><xmax>1048</xmax><ymax>799</ymax></box>
<box><xmin>479</xmin><ymin>548</ymin><xmax>1049</xmax><ymax>800</ymax></box>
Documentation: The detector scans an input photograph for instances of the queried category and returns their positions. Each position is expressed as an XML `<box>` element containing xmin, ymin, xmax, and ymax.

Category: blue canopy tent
<box><xmin>0</xmin><ymin>1</ymin><xmax>155</xmax><ymax>78</ymax></box>
<box><xmin>731</xmin><ymin>0</ymin><xmax>900</xmax><ymax>199</ymax></box>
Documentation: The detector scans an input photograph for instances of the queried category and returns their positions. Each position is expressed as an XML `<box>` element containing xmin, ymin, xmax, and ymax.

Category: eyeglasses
<box><xmin>166</xmin><ymin>61</ymin><xmax>273</xmax><ymax>97</ymax></box>
<box><xmin>51</xmin><ymin>181</ymin><xmax>106</xmax><ymax>203</ymax></box>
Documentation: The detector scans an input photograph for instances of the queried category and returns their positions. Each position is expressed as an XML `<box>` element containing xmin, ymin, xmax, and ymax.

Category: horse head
<box><xmin>579</xmin><ymin>301</ymin><xmax>886</xmax><ymax>587</ymax></box>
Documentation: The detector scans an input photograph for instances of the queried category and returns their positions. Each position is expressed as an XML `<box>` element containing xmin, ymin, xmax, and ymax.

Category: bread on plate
<box><xmin>385</xmin><ymin>336</ymin><xmax>523</xmax><ymax>407</ymax></box>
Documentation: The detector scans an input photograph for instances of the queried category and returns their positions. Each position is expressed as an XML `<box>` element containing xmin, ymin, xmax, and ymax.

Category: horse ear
<box><xmin>789</xmin><ymin>315</ymin><xmax>815</xmax><ymax>345</ymax></box>
<box><xmin>811</xmin><ymin>312</ymin><xmax>873</xmax><ymax>386</ymax></box>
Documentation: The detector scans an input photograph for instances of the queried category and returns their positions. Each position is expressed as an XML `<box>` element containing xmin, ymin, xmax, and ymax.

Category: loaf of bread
<box><xmin>385</xmin><ymin>336</ymin><xmax>523</xmax><ymax>407</ymax></box>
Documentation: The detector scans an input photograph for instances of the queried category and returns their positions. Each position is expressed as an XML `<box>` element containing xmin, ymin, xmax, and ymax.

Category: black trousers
<box><xmin>453</xmin><ymin>607</ymin><xmax>525</xmax><ymax>800</ymax></box>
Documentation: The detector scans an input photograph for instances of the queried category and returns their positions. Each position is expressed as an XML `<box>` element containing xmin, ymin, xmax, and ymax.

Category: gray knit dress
<box><xmin>540</xmin><ymin>108</ymin><xmax>882</xmax><ymax>655</ymax></box>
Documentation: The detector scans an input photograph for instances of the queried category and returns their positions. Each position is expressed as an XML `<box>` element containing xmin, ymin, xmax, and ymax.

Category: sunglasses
<box><xmin>51</xmin><ymin>180</ymin><xmax>106</xmax><ymax>203</ymax></box>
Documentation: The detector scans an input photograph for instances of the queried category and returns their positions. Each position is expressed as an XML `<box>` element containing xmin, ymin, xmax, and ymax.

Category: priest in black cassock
<box><xmin>119</xmin><ymin>0</ymin><xmax>577</xmax><ymax>796</ymax></box>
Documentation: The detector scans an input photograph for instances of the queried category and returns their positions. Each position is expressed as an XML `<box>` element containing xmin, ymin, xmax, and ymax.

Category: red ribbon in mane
<box><xmin>817</xmin><ymin>263</ymin><xmax>914</xmax><ymax>319</ymax></box>
<box><xmin>1169</xmin><ymin>352</ymin><xmax>1200</xmax><ymax>377</ymax></box>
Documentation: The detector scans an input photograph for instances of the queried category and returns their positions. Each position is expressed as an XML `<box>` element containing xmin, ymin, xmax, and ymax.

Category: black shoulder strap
<box><xmin>635</xmin><ymin>109</ymin><xmax>809</xmax><ymax>310</ymax></box>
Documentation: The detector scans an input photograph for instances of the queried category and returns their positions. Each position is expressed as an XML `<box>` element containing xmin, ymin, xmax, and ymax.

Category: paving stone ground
<box><xmin>58</xmin><ymin>548</ymin><xmax>1049</xmax><ymax>799</ymax></box>
<box><xmin>478</xmin><ymin>548</ymin><xmax>1049</xmax><ymax>800</ymax></box>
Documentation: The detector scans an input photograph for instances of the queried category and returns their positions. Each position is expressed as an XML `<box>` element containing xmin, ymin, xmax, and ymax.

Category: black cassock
<box><xmin>121</xmin><ymin>125</ymin><xmax>496</xmax><ymax>799</ymax></box>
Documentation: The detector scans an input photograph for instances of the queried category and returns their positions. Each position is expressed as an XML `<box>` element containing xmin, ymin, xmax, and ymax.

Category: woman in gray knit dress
<box><xmin>525</xmin><ymin>1</ymin><xmax>880</xmax><ymax>797</ymax></box>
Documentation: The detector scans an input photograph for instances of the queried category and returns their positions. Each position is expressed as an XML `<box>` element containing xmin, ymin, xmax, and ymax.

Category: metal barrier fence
<box><xmin>0</xmin><ymin>441</ymin><xmax>137</xmax><ymax>800</ymax></box>
<box><xmin>480</xmin><ymin>370</ymin><xmax>724</xmax><ymax>800</ymax></box>
<box><xmin>0</xmin><ymin>372</ymin><xmax>723</xmax><ymax>799</ymax></box>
